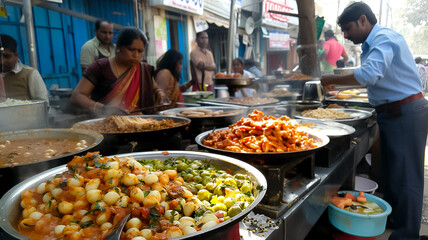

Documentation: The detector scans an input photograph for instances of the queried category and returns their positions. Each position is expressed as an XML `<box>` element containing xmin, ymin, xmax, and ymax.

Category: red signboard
<box><xmin>264</xmin><ymin>0</ymin><xmax>291</xmax><ymax>23</ymax></box>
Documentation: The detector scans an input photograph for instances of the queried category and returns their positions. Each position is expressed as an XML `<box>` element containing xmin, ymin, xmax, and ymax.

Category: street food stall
<box><xmin>0</xmin><ymin>88</ymin><xmax>378</xmax><ymax>240</ymax></box>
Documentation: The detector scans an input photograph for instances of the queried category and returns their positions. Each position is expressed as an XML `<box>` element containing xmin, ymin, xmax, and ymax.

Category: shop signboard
<box><xmin>268</xmin><ymin>30</ymin><xmax>290</xmax><ymax>50</ymax></box>
<box><xmin>262</xmin><ymin>0</ymin><xmax>298</xmax><ymax>29</ymax></box>
<box><xmin>151</xmin><ymin>0</ymin><xmax>204</xmax><ymax>15</ymax></box>
<box><xmin>154</xmin><ymin>16</ymin><xmax>168</xmax><ymax>58</ymax></box>
<box><xmin>204</xmin><ymin>0</ymin><xmax>242</xmax><ymax>19</ymax></box>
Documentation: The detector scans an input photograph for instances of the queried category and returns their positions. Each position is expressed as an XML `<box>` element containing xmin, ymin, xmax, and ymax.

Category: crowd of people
<box><xmin>0</xmin><ymin>21</ymin><xmax>265</xmax><ymax>114</ymax></box>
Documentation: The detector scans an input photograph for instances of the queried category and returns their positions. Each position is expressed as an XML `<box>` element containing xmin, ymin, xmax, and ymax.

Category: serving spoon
<box><xmin>104</xmin><ymin>213</ymin><xmax>131</xmax><ymax>240</ymax></box>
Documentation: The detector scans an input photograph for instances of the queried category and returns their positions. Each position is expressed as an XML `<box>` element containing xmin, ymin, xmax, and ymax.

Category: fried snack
<box><xmin>215</xmin><ymin>72</ymin><xmax>225</xmax><ymax>78</ymax></box>
<box><xmin>233</xmin><ymin>73</ymin><xmax>242</xmax><ymax>78</ymax></box>
<box><xmin>203</xmin><ymin>110</ymin><xmax>317</xmax><ymax>153</ymax></box>
<box><xmin>73</xmin><ymin>116</ymin><xmax>188</xmax><ymax>133</ymax></box>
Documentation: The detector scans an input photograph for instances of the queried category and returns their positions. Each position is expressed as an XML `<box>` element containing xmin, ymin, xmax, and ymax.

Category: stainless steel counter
<box><xmin>240</xmin><ymin>123</ymin><xmax>379</xmax><ymax>240</ymax></box>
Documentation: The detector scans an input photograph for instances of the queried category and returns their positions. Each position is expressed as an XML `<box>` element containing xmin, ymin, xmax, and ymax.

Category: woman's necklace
<box><xmin>113</xmin><ymin>59</ymin><xmax>122</xmax><ymax>77</ymax></box>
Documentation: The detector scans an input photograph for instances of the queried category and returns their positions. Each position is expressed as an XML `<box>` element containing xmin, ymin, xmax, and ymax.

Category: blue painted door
<box><xmin>166</xmin><ymin>17</ymin><xmax>189</xmax><ymax>85</ymax></box>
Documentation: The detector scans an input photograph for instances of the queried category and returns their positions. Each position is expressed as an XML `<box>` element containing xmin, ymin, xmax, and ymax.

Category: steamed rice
<box><xmin>301</xmin><ymin>108</ymin><xmax>351</xmax><ymax>119</ymax></box>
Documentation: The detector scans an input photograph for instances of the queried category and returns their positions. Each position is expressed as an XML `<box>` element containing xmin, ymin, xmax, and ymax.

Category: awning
<box><xmin>202</xmin><ymin>9</ymin><xmax>230</xmax><ymax>28</ymax></box>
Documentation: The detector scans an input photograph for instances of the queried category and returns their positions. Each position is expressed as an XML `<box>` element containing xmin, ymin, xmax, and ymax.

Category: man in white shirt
<box><xmin>80</xmin><ymin>19</ymin><xmax>115</xmax><ymax>73</ymax></box>
<box><xmin>0</xmin><ymin>34</ymin><xmax>49</xmax><ymax>102</ymax></box>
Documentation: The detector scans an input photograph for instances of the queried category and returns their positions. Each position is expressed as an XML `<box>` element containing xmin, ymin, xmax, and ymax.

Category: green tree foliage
<box><xmin>403</xmin><ymin>0</ymin><xmax>428</xmax><ymax>27</ymax></box>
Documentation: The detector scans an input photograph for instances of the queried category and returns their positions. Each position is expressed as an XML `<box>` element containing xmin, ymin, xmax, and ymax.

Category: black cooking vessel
<box><xmin>0</xmin><ymin>128</ymin><xmax>103</xmax><ymax>197</ymax></box>
<box><xmin>195</xmin><ymin>127</ymin><xmax>329</xmax><ymax>164</ymax></box>
<box><xmin>73</xmin><ymin>115</ymin><xmax>191</xmax><ymax>155</ymax></box>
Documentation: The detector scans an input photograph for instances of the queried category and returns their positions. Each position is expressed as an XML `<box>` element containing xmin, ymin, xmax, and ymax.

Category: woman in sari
<box><xmin>70</xmin><ymin>27</ymin><xmax>168</xmax><ymax>115</ymax></box>
<box><xmin>155</xmin><ymin>49</ymin><xmax>194</xmax><ymax>109</ymax></box>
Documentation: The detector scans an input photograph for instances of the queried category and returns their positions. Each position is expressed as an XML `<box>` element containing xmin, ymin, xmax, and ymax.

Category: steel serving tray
<box><xmin>159</xmin><ymin>106</ymin><xmax>246</xmax><ymax>126</ymax></box>
<box><xmin>213</xmin><ymin>77</ymin><xmax>253</xmax><ymax>86</ymax></box>
<box><xmin>200</xmin><ymin>97</ymin><xmax>279</xmax><ymax>107</ymax></box>
<box><xmin>295</xmin><ymin>108</ymin><xmax>372</xmax><ymax>127</ymax></box>
<box><xmin>0</xmin><ymin>151</ymin><xmax>267</xmax><ymax>240</ymax></box>
<box><xmin>295</xmin><ymin>119</ymin><xmax>356</xmax><ymax>138</ymax></box>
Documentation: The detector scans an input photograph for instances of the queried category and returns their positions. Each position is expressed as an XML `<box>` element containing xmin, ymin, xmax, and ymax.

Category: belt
<box><xmin>375</xmin><ymin>92</ymin><xmax>424</xmax><ymax>114</ymax></box>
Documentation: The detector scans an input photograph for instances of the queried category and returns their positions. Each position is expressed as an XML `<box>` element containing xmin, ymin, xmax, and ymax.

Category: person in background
<box><xmin>336</xmin><ymin>59</ymin><xmax>345</xmax><ymax>68</ymax></box>
<box><xmin>155</xmin><ymin>49</ymin><xmax>195</xmax><ymax>108</ymax></box>
<box><xmin>415</xmin><ymin>57</ymin><xmax>427</xmax><ymax>94</ymax></box>
<box><xmin>321</xmin><ymin>3</ymin><xmax>428</xmax><ymax>239</ymax></box>
<box><xmin>0</xmin><ymin>34</ymin><xmax>49</xmax><ymax>102</ymax></box>
<box><xmin>244</xmin><ymin>58</ymin><xmax>263</xmax><ymax>78</ymax></box>
<box><xmin>233</xmin><ymin>57</ymin><xmax>255</xmax><ymax>97</ymax></box>
<box><xmin>319</xmin><ymin>29</ymin><xmax>348</xmax><ymax>72</ymax></box>
<box><xmin>190</xmin><ymin>31</ymin><xmax>216</xmax><ymax>91</ymax></box>
<box><xmin>80</xmin><ymin>19</ymin><xmax>115</xmax><ymax>73</ymax></box>
<box><xmin>71</xmin><ymin>27</ymin><xmax>168</xmax><ymax>116</ymax></box>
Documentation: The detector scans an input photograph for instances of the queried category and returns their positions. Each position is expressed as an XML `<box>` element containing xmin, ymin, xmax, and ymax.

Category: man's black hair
<box><xmin>337</xmin><ymin>2</ymin><xmax>377</xmax><ymax>26</ymax></box>
<box><xmin>415</xmin><ymin>57</ymin><xmax>422</xmax><ymax>64</ymax></box>
<box><xmin>95</xmin><ymin>19</ymin><xmax>113</xmax><ymax>30</ymax></box>
<box><xmin>196</xmin><ymin>31</ymin><xmax>207</xmax><ymax>39</ymax></box>
<box><xmin>324</xmin><ymin>30</ymin><xmax>334</xmax><ymax>39</ymax></box>
<box><xmin>0</xmin><ymin>34</ymin><xmax>18</xmax><ymax>53</ymax></box>
<box><xmin>244</xmin><ymin>58</ymin><xmax>257</xmax><ymax>68</ymax></box>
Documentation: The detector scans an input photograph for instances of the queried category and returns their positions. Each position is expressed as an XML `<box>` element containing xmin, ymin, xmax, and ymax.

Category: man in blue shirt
<box><xmin>321</xmin><ymin>2</ymin><xmax>428</xmax><ymax>240</ymax></box>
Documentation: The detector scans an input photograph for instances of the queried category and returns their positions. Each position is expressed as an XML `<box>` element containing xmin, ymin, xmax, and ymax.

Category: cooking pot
<box><xmin>73</xmin><ymin>115</ymin><xmax>191</xmax><ymax>155</ymax></box>
<box><xmin>279</xmin><ymin>100</ymin><xmax>323</xmax><ymax>118</ymax></box>
<box><xmin>302</xmin><ymin>80</ymin><xmax>324</xmax><ymax>101</ymax></box>
<box><xmin>0</xmin><ymin>100</ymin><xmax>48</xmax><ymax>132</ymax></box>
<box><xmin>0</xmin><ymin>128</ymin><xmax>103</xmax><ymax>196</ymax></box>
<box><xmin>0</xmin><ymin>151</ymin><xmax>267</xmax><ymax>240</ymax></box>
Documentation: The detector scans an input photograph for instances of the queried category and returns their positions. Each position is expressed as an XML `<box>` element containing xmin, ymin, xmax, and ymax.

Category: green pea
<box><xmin>202</xmin><ymin>177</ymin><xmax>213</xmax><ymax>186</ymax></box>
<box><xmin>201</xmin><ymin>170</ymin><xmax>211</xmax><ymax>177</ymax></box>
<box><xmin>227</xmin><ymin>205</ymin><xmax>242</xmax><ymax>217</ymax></box>
<box><xmin>213</xmin><ymin>185</ymin><xmax>224</xmax><ymax>196</ymax></box>
<box><xmin>213</xmin><ymin>203</ymin><xmax>227</xmax><ymax>212</ymax></box>
<box><xmin>205</xmin><ymin>182</ymin><xmax>215</xmax><ymax>191</ymax></box>
<box><xmin>224</xmin><ymin>198</ymin><xmax>235</xmax><ymax>209</ymax></box>
<box><xmin>240</xmin><ymin>182</ymin><xmax>252</xmax><ymax>193</ymax></box>
<box><xmin>194</xmin><ymin>176</ymin><xmax>202</xmax><ymax>183</ymax></box>
<box><xmin>197</xmin><ymin>189</ymin><xmax>212</xmax><ymax>201</ymax></box>
<box><xmin>177</xmin><ymin>162</ymin><xmax>188</xmax><ymax>172</ymax></box>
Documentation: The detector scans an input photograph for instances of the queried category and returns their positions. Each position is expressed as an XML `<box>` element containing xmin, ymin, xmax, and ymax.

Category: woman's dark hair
<box><xmin>155</xmin><ymin>49</ymin><xmax>183</xmax><ymax>81</ymax></box>
<box><xmin>116</xmin><ymin>27</ymin><xmax>148</xmax><ymax>49</ymax></box>
<box><xmin>0</xmin><ymin>34</ymin><xmax>18</xmax><ymax>53</ymax></box>
<box><xmin>337</xmin><ymin>2</ymin><xmax>377</xmax><ymax>27</ymax></box>
<box><xmin>233</xmin><ymin>57</ymin><xmax>245</xmax><ymax>65</ymax></box>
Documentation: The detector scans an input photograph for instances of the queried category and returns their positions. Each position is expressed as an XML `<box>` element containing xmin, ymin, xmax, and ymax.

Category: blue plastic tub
<box><xmin>328</xmin><ymin>191</ymin><xmax>392</xmax><ymax>237</ymax></box>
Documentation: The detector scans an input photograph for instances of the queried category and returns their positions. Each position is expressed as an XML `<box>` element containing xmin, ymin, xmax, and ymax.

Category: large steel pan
<box><xmin>159</xmin><ymin>106</ymin><xmax>246</xmax><ymax>126</ymax></box>
<box><xmin>195</xmin><ymin>127</ymin><xmax>329</xmax><ymax>163</ymax></box>
<box><xmin>0</xmin><ymin>151</ymin><xmax>267</xmax><ymax>240</ymax></box>
<box><xmin>73</xmin><ymin>115</ymin><xmax>191</xmax><ymax>155</ymax></box>
<box><xmin>0</xmin><ymin>128</ymin><xmax>103</xmax><ymax>197</ymax></box>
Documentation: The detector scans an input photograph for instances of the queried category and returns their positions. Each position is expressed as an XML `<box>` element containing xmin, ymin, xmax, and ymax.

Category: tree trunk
<box><xmin>296</xmin><ymin>0</ymin><xmax>321</xmax><ymax>78</ymax></box>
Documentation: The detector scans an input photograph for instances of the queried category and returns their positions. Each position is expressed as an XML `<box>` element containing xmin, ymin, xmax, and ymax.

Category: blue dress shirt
<box><xmin>353</xmin><ymin>24</ymin><xmax>421</xmax><ymax>106</ymax></box>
